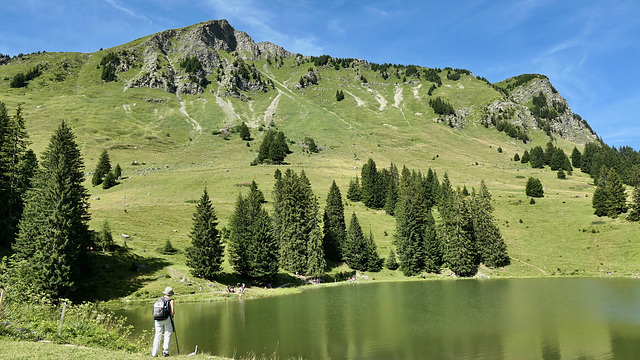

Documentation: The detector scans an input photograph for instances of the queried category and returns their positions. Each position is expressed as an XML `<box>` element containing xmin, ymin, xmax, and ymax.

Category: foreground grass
<box><xmin>0</xmin><ymin>339</ymin><xmax>230</xmax><ymax>360</ymax></box>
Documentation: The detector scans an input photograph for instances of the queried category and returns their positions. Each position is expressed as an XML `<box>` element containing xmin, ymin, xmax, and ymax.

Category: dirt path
<box><xmin>510</xmin><ymin>256</ymin><xmax>549</xmax><ymax>275</ymax></box>
<box><xmin>177</xmin><ymin>95</ymin><xmax>203</xmax><ymax>133</ymax></box>
<box><xmin>344</xmin><ymin>90</ymin><xmax>366</xmax><ymax>107</ymax></box>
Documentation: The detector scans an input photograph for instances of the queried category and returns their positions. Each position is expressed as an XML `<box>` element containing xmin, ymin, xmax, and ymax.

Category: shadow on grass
<box><xmin>214</xmin><ymin>271</ymin><xmax>302</xmax><ymax>289</ymax></box>
<box><xmin>78</xmin><ymin>245</ymin><xmax>170</xmax><ymax>302</ymax></box>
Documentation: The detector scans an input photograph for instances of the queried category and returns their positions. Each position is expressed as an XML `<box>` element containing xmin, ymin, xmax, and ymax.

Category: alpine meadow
<box><xmin>1</xmin><ymin>19</ymin><xmax>640</xmax><ymax>357</ymax></box>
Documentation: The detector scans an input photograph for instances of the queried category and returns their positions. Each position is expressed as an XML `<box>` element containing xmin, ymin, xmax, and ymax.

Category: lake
<box><xmin>116</xmin><ymin>278</ymin><xmax>640</xmax><ymax>359</ymax></box>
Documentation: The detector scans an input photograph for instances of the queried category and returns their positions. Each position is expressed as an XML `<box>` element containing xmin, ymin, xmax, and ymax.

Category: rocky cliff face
<box><xmin>123</xmin><ymin>19</ymin><xmax>292</xmax><ymax>95</ymax></box>
<box><xmin>483</xmin><ymin>76</ymin><xmax>597</xmax><ymax>145</ymax></box>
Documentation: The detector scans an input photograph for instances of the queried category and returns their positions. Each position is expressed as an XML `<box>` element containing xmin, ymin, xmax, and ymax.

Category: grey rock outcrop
<box><xmin>483</xmin><ymin>76</ymin><xmax>597</xmax><ymax>144</ymax></box>
<box><xmin>124</xmin><ymin>19</ymin><xmax>292</xmax><ymax>95</ymax></box>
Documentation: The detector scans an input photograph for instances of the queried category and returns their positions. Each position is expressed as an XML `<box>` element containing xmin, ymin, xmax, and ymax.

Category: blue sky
<box><xmin>2</xmin><ymin>0</ymin><xmax>639</xmax><ymax>149</ymax></box>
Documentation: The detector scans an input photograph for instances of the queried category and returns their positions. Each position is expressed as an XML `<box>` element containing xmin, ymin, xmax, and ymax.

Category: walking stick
<box><xmin>170</xmin><ymin>315</ymin><xmax>180</xmax><ymax>355</ymax></box>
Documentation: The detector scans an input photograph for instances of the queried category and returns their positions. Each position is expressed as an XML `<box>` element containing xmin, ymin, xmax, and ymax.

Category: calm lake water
<box><xmin>116</xmin><ymin>278</ymin><xmax>640</xmax><ymax>359</ymax></box>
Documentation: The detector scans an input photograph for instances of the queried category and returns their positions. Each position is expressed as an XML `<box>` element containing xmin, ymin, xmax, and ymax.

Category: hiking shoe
<box><xmin>162</xmin><ymin>351</ymin><xmax>169</xmax><ymax>357</ymax></box>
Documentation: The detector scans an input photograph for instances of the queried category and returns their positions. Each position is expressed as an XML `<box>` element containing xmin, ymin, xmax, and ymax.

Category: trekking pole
<box><xmin>170</xmin><ymin>315</ymin><xmax>180</xmax><ymax>355</ymax></box>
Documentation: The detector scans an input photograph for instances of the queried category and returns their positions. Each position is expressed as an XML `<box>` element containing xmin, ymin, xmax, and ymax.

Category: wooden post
<box><xmin>0</xmin><ymin>289</ymin><xmax>5</xmax><ymax>317</ymax></box>
<box><xmin>58</xmin><ymin>302</ymin><xmax>67</xmax><ymax>336</ymax></box>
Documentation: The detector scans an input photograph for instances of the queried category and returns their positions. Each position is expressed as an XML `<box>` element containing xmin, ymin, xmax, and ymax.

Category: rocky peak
<box><xmin>483</xmin><ymin>75</ymin><xmax>597</xmax><ymax>145</ymax></box>
<box><xmin>125</xmin><ymin>20</ymin><xmax>292</xmax><ymax>95</ymax></box>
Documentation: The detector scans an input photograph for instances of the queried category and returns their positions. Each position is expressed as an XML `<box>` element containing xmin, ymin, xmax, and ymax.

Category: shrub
<box><xmin>526</xmin><ymin>177</ymin><xmax>544</xmax><ymax>197</ymax></box>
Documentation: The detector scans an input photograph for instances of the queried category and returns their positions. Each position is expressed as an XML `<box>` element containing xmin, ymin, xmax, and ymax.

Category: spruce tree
<box><xmin>0</xmin><ymin>104</ymin><xmax>32</xmax><ymax>248</ymax></box>
<box><xmin>424</xmin><ymin>168</ymin><xmax>439</xmax><ymax>210</ymax></box>
<box><xmin>13</xmin><ymin>121</ymin><xmax>91</xmax><ymax>300</ymax></box>
<box><xmin>92</xmin><ymin>149</ymin><xmax>111</xmax><ymax>186</ymax></box>
<box><xmin>395</xmin><ymin>168</ymin><xmax>429</xmax><ymax>276</ymax></box>
<box><xmin>344</xmin><ymin>213</ymin><xmax>369</xmax><ymax>271</ymax></box>
<box><xmin>306</xmin><ymin>226</ymin><xmax>326</xmax><ymax>277</ymax></box>
<box><xmin>185</xmin><ymin>188</ymin><xmax>224</xmax><ymax>280</ymax></box>
<box><xmin>385</xmin><ymin>249</ymin><xmax>399</xmax><ymax>270</ymax></box>
<box><xmin>529</xmin><ymin>146</ymin><xmax>545</xmax><ymax>168</ymax></box>
<box><xmin>239</xmin><ymin>122</ymin><xmax>251</xmax><ymax>141</ymax></box>
<box><xmin>525</xmin><ymin>177</ymin><xmax>544</xmax><ymax>198</ymax></box>
<box><xmin>444</xmin><ymin>193</ymin><xmax>478</xmax><ymax>277</ymax></box>
<box><xmin>471</xmin><ymin>181</ymin><xmax>509</xmax><ymax>268</ymax></box>
<box><xmin>521</xmin><ymin>150</ymin><xmax>530</xmax><ymax>164</ymax></box>
<box><xmin>323</xmin><ymin>181</ymin><xmax>346</xmax><ymax>262</ymax></box>
<box><xmin>593</xmin><ymin>167</ymin><xmax>627</xmax><ymax>218</ymax></box>
<box><xmin>113</xmin><ymin>163</ymin><xmax>122</xmax><ymax>179</ymax></box>
<box><xmin>346</xmin><ymin>176</ymin><xmax>361</xmax><ymax>201</ymax></box>
<box><xmin>628</xmin><ymin>186</ymin><xmax>640</xmax><ymax>222</ymax></box>
<box><xmin>571</xmin><ymin>147</ymin><xmax>582</xmax><ymax>168</ymax></box>
<box><xmin>365</xmin><ymin>231</ymin><xmax>382</xmax><ymax>271</ymax></box>
<box><xmin>361</xmin><ymin>158</ymin><xmax>382</xmax><ymax>208</ymax></box>
<box><xmin>273</xmin><ymin>169</ymin><xmax>322</xmax><ymax>274</ymax></box>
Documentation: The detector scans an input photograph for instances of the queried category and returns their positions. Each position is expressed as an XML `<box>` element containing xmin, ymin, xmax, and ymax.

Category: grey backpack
<box><xmin>153</xmin><ymin>297</ymin><xmax>171</xmax><ymax>320</ymax></box>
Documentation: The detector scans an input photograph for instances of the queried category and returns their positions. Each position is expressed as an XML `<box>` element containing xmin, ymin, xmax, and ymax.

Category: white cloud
<box><xmin>104</xmin><ymin>0</ymin><xmax>152</xmax><ymax>24</ymax></box>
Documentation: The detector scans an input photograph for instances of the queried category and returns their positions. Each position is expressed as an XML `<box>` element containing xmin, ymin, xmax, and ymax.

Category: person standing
<box><xmin>152</xmin><ymin>287</ymin><xmax>175</xmax><ymax>357</ymax></box>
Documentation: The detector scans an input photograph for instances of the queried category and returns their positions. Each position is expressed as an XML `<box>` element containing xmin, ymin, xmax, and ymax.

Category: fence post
<box><xmin>58</xmin><ymin>302</ymin><xmax>67</xmax><ymax>337</ymax></box>
<box><xmin>0</xmin><ymin>289</ymin><xmax>5</xmax><ymax>317</ymax></box>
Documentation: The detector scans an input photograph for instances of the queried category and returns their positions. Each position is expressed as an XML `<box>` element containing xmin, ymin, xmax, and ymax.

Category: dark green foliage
<box><xmin>346</xmin><ymin>176</ymin><xmax>361</xmax><ymax>201</ymax></box>
<box><xmin>161</xmin><ymin>239</ymin><xmax>177</xmax><ymax>254</ymax></box>
<box><xmin>323</xmin><ymin>181</ymin><xmax>347</xmax><ymax>262</ymax></box>
<box><xmin>113</xmin><ymin>163</ymin><xmax>122</xmax><ymax>179</ymax></box>
<box><xmin>101</xmin><ymin>65</ymin><xmax>116</xmax><ymax>82</ymax></box>
<box><xmin>10</xmin><ymin>65</ymin><xmax>42</xmax><ymax>88</ymax></box>
<box><xmin>185</xmin><ymin>189</ymin><xmax>224</xmax><ymax>279</ymax></box>
<box><xmin>227</xmin><ymin>183</ymin><xmax>278</xmax><ymax>282</ymax></box>
<box><xmin>102</xmin><ymin>170</ymin><xmax>117</xmax><ymax>189</ymax></box>
<box><xmin>497</xmin><ymin>147</ymin><xmax>503</xmax><ymax>153</ymax></box>
<box><xmin>550</xmin><ymin>148</ymin><xmax>572</xmax><ymax>172</ymax></box>
<box><xmin>521</xmin><ymin>150</ymin><xmax>530</xmax><ymax>163</ymax></box>
<box><xmin>361</xmin><ymin>158</ymin><xmax>384</xmax><ymax>208</ymax></box>
<box><xmin>95</xmin><ymin>220</ymin><xmax>114</xmax><ymax>251</ymax></box>
<box><xmin>557</xmin><ymin>169</ymin><xmax>566</xmax><ymax>179</ymax></box>
<box><xmin>12</xmin><ymin>121</ymin><xmax>91</xmax><ymax>300</ymax></box>
<box><xmin>429</xmin><ymin>97</ymin><xmax>455</xmax><ymax>116</ymax></box>
<box><xmin>395</xmin><ymin>168</ymin><xmax>431</xmax><ymax>276</ymax></box>
<box><xmin>498</xmin><ymin>74</ymin><xmax>543</xmax><ymax>93</ymax></box>
<box><xmin>526</xmin><ymin>177</ymin><xmax>544</xmax><ymax>198</ymax></box>
<box><xmin>0</xmin><ymin>104</ymin><xmax>34</xmax><ymax>248</ymax></box>
<box><xmin>273</xmin><ymin>169</ymin><xmax>324</xmax><ymax>275</ymax></box>
<box><xmin>336</xmin><ymin>89</ymin><xmax>345</xmax><ymax>101</ymax></box>
<box><xmin>424</xmin><ymin>168</ymin><xmax>440</xmax><ymax>210</ymax></box>
<box><xmin>303</xmin><ymin>137</ymin><xmax>319</xmax><ymax>153</ymax></box>
<box><xmin>471</xmin><ymin>182</ymin><xmax>509</xmax><ymax>268</ymax></box>
<box><xmin>530</xmin><ymin>198</ymin><xmax>536</xmax><ymax>205</ymax></box>
<box><xmin>529</xmin><ymin>146</ymin><xmax>545</xmax><ymax>168</ymax></box>
<box><xmin>385</xmin><ymin>249</ymin><xmax>399</xmax><ymax>270</ymax></box>
<box><xmin>628</xmin><ymin>186</ymin><xmax>640</xmax><ymax>222</ymax></box>
<box><xmin>92</xmin><ymin>149</ymin><xmax>111</xmax><ymax>186</ymax></box>
<box><xmin>180</xmin><ymin>56</ymin><xmax>203</xmax><ymax>74</ymax></box>
<box><xmin>344</xmin><ymin>213</ymin><xmax>381</xmax><ymax>272</ymax></box>
<box><xmin>571</xmin><ymin>147</ymin><xmax>582</xmax><ymax>168</ymax></box>
<box><xmin>592</xmin><ymin>166</ymin><xmax>627</xmax><ymax>217</ymax></box>
<box><xmin>253</xmin><ymin>130</ymin><xmax>290</xmax><ymax>165</ymax></box>
<box><xmin>514</xmin><ymin>153</ymin><xmax>520</xmax><ymax>162</ymax></box>
<box><xmin>443</xmin><ymin>193</ymin><xmax>478</xmax><ymax>277</ymax></box>
<box><xmin>239</xmin><ymin>122</ymin><xmax>251</xmax><ymax>141</ymax></box>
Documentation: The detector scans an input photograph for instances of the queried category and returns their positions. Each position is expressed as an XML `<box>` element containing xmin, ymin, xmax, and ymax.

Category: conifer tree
<box><xmin>521</xmin><ymin>150</ymin><xmax>530</xmax><ymax>164</ymax></box>
<box><xmin>385</xmin><ymin>249</ymin><xmax>399</xmax><ymax>270</ymax></box>
<box><xmin>113</xmin><ymin>163</ymin><xmax>122</xmax><ymax>179</ymax></box>
<box><xmin>13</xmin><ymin>121</ymin><xmax>91</xmax><ymax>300</ymax></box>
<box><xmin>185</xmin><ymin>188</ymin><xmax>224</xmax><ymax>280</ymax></box>
<box><xmin>529</xmin><ymin>146</ymin><xmax>545</xmax><ymax>168</ymax></box>
<box><xmin>525</xmin><ymin>177</ymin><xmax>544</xmax><ymax>198</ymax></box>
<box><xmin>361</xmin><ymin>158</ymin><xmax>383</xmax><ymax>208</ymax></box>
<box><xmin>444</xmin><ymin>193</ymin><xmax>478</xmax><ymax>277</ymax></box>
<box><xmin>346</xmin><ymin>175</ymin><xmax>362</xmax><ymax>201</ymax></box>
<box><xmin>395</xmin><ymin>168</ymin><xmax>429</xmax><ymax>276</ymax></box>
<box><xmin>0</xmin><ymin>103</ymin><xmax>33</xmax><ymax>248</ymax></box>
<box><xmin>306</xmin><ymin>226</ymin><xmax>326</xmax><ymax>277</ymax></box>
<box><xmin>344</xmin><ymin>213</ymin><xmax>379</xmax><ymax>271</ymax></box>
<box><xmin>273</xmin><ymin>169</ymin><xmax>322</xmax><ymax>274</ymax></box>
<box><xmin>571</xmin><ymin>147</ymin><xmax>582</xmax><ymax>168</ymax></box>
<box><xmin>323</xmin><ymin>181</ymin><xmax>346</xmax><ymax>262</ymax></box>
<box><xmin>228</xmin><ymin>181</ymin><xmax>279</xmax><ymax>282</ymax></box>
<box><xmin>471</xmin><ymin>181</ymin><xmax>509</xmax><ymax>268</ymax></box>
<box><xmin>593</xmin><ymin>166</ymin><xmax>627</xmax><ymax>217</ymax></box>
<box><xmin>92</xmin><ymin>149</ymin><xmax>111</xmax><ymax>186</ymax></box>
<box><xmin>424</xmin><ymin>168</ymin><xmax>439</xmax><ymax>210</ymax></box>
<box><xmin>628</xmin><ymin>186</ymin><xmax>640</xmax><ymax>222</ymax></box>
<box><xmin>239</xmin><ymin>122</ymin><xmax>251</xmax><ymax>141</ymax></box>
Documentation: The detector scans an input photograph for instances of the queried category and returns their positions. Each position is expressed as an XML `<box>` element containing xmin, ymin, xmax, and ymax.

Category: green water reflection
<box><xmin>116</xmin><ymin>278</ymin><xmax>640</xmax><ymax>359</ymax></box>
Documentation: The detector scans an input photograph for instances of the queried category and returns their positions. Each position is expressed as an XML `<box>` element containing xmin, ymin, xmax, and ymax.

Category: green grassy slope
<box><xmin>1</xmin><ymin>27</ymin><xmax>638</xmax><ymax>305</ymax></box>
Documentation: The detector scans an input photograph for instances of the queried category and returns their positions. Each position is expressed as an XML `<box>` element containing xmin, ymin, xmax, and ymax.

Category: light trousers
<box><xmin>152</xmin><ymin>317</ymin><xmax>173</xmax><ymax>356</ymax></box>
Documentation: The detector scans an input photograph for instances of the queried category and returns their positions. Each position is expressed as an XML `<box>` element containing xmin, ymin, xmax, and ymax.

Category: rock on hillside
<box><xmin>124</xmin><ymin>19</ymin><xmax>293</xmax><ymax>95</ymax></box>
<box><xmin>483</xmin><ymin>75</ymin><xmax>597</xmax><ymax>145</ymax></box>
